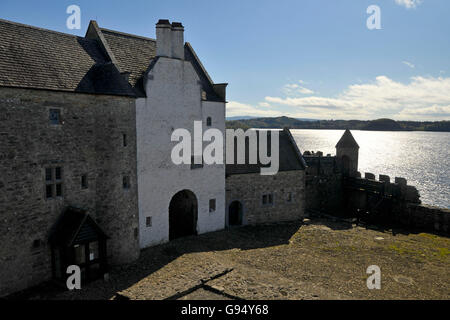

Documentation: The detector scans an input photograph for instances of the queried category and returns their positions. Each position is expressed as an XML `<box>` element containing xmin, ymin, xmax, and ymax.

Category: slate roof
<box><xmin>226</xmin><ymin>128</ymin><xmax>306</xmax><ymax>176</ymax></box>
<box><xmin>336</xmin><ymin>129</ymin><xmax>359</xmax><ymax>149</ymax></box>
<box><xmin>0</xmin><ymin>19</ymin><xmax>134</xmax><ymax>96</ymax></box>
<box><xmin>99</xmin><ymin>28</ymin><xmax>156</xmax><ymax>96</ymax></box>
<box><xmin>0</xmin><ymin>18</ymin><xmax>224</xmax><ymax>100</ymax></box>
<box><xmin>49</xmin><ymin>207</ymin><xmax>108</xmax><ymax>246</ymax></box>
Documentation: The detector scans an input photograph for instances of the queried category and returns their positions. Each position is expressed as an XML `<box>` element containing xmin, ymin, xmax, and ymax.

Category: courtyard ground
<box><xmin>12</xmin><ymin>217</ymin><xmax>450</xmax><ymax>300</ymax></box>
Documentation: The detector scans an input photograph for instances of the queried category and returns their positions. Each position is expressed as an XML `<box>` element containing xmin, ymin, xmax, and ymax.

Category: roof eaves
<box><xmin>283</xmin><ymin>127</ymin><xmax>307</xmax><ymax>169</ymax></box>
<box><xmin>185</xmin><ymin>42</ymin><xmax>214</xmax><ymax>85</ymax></box>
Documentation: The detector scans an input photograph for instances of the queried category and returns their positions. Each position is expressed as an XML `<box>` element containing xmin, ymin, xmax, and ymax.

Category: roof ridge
<box><xmin>100</xmin><ymin>27</ymin><xmax>156</xmax><ymax>42</ymax></box>
<box><xmin>0</xmin><ymin>18</ymin><xmax>90</xmax><ymax>40</ymax></box>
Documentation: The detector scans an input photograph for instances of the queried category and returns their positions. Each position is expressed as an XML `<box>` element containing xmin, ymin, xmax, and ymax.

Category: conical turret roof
<box><xmin>336</xmin><ymin>129</ymin><xmax>359</xmax><ymax>149</ymax></box>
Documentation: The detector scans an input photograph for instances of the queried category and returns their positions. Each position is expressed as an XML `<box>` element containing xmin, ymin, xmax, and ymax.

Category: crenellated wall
<box><xmin>304</xmin><ymin>149</ymin><xmax>448</xmax><ymax>236</ymax></box>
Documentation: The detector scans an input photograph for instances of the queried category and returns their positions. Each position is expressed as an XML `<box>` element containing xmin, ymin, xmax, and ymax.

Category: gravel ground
<box><xmin>10</xmin><ymin>217</ymin><xmax>449</xmax><ymax>300</ymax></box>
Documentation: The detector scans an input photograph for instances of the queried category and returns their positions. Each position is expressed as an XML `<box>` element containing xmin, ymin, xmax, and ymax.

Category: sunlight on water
<box><xmin>291</xmin><ymin>130</ymin><xmax>450</xmax><ymax>209</ymax></box>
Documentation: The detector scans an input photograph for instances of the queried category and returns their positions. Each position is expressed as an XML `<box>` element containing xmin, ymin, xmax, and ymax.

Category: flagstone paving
<box><xmin>12</xmin><ymin>217</ymin><xmax>449</xmax><ymax>300</ymax></box>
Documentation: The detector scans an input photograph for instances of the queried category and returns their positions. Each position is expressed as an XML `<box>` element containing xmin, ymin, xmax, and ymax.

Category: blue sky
<box><xmin>1</xmin><ymin>0</ymin><xmax>449</xmax><ymax>120</ymax></box>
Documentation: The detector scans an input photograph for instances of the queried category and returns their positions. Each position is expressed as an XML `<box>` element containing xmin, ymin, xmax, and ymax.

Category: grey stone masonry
<box><xmin>0</xmin><ymin>87</ymin><xmax>140</xmax><ymax>296</ymax></box>
<box><xmin>379</xmin><ymin>174</ymin><xmax>390</xmax><ymax>183</ymax></box>
<box><xmin>365</xmin><ymin>172</ymin><xmax>376</xmax><ymax>180</ymax></box>
<box><xmin>225</xmin><ymin>170</ymin><xmax>305</xmax><ymax>225</ymax></box>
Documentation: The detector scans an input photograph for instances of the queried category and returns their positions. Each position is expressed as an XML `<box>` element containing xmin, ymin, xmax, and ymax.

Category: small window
<box><xmin>146</xmin><ymin>216</ymin><xmax>152</xmax><ymax>227</ymax></box>
<box><xmin>123</xmin><ymin>134</ymin><xmax>127</xmax><ymax>147</ymax></box>
<box><xmin>45</xmin><ymin>168</ymin><xmax>52</xmax><ymax>181</ymax></box>
<box><xmin>81</xmin><ymin>175</ymin><xmax>88</xmax><ymax>189</ymax></box>
<box><xmin>49</xmin><ymin>109</ymin><xmax>61</xmax><ymax>125</ymax></box>
<box><xmin>45</xmin><ymin>167</ymin><xmax>63</xmax><ymax>199</ymax></box>
<box><xmin>123</xmin><ymin>176</ymin><xmax>130</xmax><ymax>189</ymax></box>
<box><xmin>89</xmin><ymin>242</ymin><xmax>99</xmax><ymax>261</ymax></box>
<box><xmin>209</xmin><ymin>199</ymin><xmax>216</xmax><ymax>212</ymax></box>
<box><xmin>55</xmin><ymin>167</ymin><xmax>62</xmax><ymax>180</ymax></box>
<box><xmin>33</xmin><ymin>239</ymin><xmax>41</xmax><ymax>249</ymax></box>
<box><xmin>55</xmin><ymin>183</ymin><xmax>63</xmax><ymax>197</ymax></box>
<box><xmin>262</xmin><ymin>194</ymin><xmax>273</xmax><ymax>206</ymax></box>
<box><xmin>287</xmin><ymin>192</ymin><xmax>292</xmax><ymax>202</ymax></box>
<box><xmin>206</xmin><ymin>117</ymin><xmax>212</xmax><ymax>127</ymax></box>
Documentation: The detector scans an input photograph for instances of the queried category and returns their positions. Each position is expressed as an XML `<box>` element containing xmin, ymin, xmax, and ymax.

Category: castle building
<box><xmin>225</xmin><ymin>128</ymin><xmax>307</xmax><ymax>225</ymax></box>
<box><xmin>0</xmin><ymin>18</ymin><xmax>226</xmax><ymax>296</ymax></box>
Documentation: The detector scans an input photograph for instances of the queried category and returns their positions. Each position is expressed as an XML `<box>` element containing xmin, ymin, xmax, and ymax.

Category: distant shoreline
<box><xmin>226</xmin><ymin>116</ymin><xmax>450</xmax><ymax>132</ymax></box>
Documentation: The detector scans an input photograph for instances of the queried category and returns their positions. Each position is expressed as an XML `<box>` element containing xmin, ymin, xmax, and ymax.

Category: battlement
<box><xmin>346</xmin><ymin>173</ymin><xmax>420</xmax><ymax>204</ymax></box>
<box><xmin>303</xmin><ymin>151</ymin><xmax>338</xmax><ymax>176</ymax></box>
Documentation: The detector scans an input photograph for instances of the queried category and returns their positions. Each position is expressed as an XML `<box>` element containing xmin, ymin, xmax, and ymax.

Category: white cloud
<box><xmin>258</xmin><ymin>102</ymin><xmax>271</xmax><ymax>108</ymax></box>
<box><xmin>226</xmin><ymin>101</ymin><xmax>282</xmax><ymax>118</ymax></box>
<box><xmin>264</xmin><ymin>76</ymin><xmax>450</xmax><ymax>120</ymax></box>
<box><xmin>395</xmin><ymin>0</ymin><xmax>422</xmax><ymax>9</ymax></box>
<box><xmin>282</xmin><ymin>82</ymin><xmax>314</xmax><ymax>96</ymax></box>
<box><xmin>402</xmin><ymin>61</ymin><xmax>415</xmax><ymax>68</ymax></box>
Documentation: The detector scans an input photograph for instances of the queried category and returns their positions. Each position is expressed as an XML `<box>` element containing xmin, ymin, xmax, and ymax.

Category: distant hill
<box><xmin>226</xmin><ymin>116</ymin><xmax>450</xmax><ymax>132</ymax></box>
<box><xmin>226</xmin><ymin>116</ymin><xmax>317</xmax><ymax>121</ymax></box>
<box><xmin>226</xmin><ymin>116</ymin><xmax>257</xmax><ymax>121</ymax></box>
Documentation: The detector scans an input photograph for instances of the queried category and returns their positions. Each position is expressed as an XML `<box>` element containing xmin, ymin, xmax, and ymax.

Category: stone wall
<box><xmin>0</xmin><ymin>87</ymin><xmax>140</xmax><ymax>296</ymax></box>
<box><xmin>397</xmin><ymin>204</ymin><xmax>450</xmax><ymax>235</ymax></box>
<box><xmin>225</xmin><ymin>170</ymin><xmax>305</xmax><ymax>225</ymax></box>
<box><xmin>305</xmin><ymin>174</ymin><xmax>343</xmax><ymax>215</ymax></box>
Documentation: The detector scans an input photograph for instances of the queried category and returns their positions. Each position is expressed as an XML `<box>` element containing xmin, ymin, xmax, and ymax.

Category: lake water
<box><xmin>290</xmin><ymin>129</ymin><xmax>450</xmax><ymax>209</ymax></box>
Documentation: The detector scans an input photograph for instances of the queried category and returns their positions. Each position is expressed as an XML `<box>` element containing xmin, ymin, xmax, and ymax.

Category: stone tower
<box><xmin>336</xmin><ymin>129</ymin><xmax>359</xmax><ymax>177</ymax></box>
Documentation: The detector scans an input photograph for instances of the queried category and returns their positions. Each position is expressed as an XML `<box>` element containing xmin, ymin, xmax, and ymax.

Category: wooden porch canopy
<box><xmin>49</xmin><ymin>207</ymin><xmax>109</xmax><ymax>284</ymax></box>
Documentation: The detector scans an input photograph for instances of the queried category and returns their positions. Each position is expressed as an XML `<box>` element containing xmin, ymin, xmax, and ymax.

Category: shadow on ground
<box><xmin>5</xmin><ymin>221</ymin><xmax>303</xmax><ymax>300</ymax></box>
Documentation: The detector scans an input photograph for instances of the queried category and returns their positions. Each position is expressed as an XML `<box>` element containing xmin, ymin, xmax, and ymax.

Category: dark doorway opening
<box><xmin>169</xmin><ymin>190</ymin><xmax>198</xmax><ymax>241</ymax></box>
<box><xmin>342</xmin><ymin>155</ymin><xmax>351</xmax><ymax>176</ymax></box>
<box><xmin>228</xmin><ymin>201</ymin><xmax>243</xmax><ymax>226</ymax></box>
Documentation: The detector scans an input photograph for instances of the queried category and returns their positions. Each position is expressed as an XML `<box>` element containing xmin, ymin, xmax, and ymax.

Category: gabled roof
<box><xmin>336</xmin><ymin>129</ymin><xmax>359</xmax><ymax>149</ymax></box>
<box><xmin>226</xmin><ymin>128</ymin><xmax>306</xmax><ymax>176</ymax></box>
<box><xmin>0</xmin><ymin>18</ymin><xmax>224</xmax><ymax>100</ymax></box>
<box><xmin>97</xmin><ymin>27</ymin><xmax>157</xmax><ymax>97</ymax></box>
<box><xmin>49</xmin><ymin>207</ymin><xmax>108</xmax><ymax>247</ymax></box>
<box><xmin>0</xmin><ymin>19</ymin><xmax>135</xmax><ymax>96</ymax></box>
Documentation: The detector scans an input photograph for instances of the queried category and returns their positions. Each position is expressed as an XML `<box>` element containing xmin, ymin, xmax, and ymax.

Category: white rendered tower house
<box><xmin>136</xmin><ymin>20</ymin><xmax>227</xmax><ymax>248</ymax></box>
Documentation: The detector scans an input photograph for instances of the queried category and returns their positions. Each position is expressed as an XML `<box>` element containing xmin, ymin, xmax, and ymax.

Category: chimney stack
<box><xmin>171</xmin><ymin>22</ymin><xmax>184</xmax><ymax>59</ymax></box>
<box><xmin>155</xmin><ymin>19</ymin><xmax>185</xmax><ymax>59</ymax></box>
<box><xmin>156</xmin><ymin>19</ymin><xmax>171</xmax><ymax>57</ymax></box>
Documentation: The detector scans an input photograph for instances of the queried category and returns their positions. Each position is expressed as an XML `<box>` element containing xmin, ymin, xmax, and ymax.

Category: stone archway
<box><xmin>228</xmin><ymin>200</ymin><xmax>243</xmax><ymax>226</ymax></box>
<box><xmin>169</xmin><ymin>190</ymin><xmax>198</xmax><ymax>241</ymax></box>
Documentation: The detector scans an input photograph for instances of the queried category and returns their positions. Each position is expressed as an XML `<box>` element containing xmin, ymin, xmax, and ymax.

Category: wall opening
<box><xmin>228</xmin><ymin>200</ymin><xmax>243</xmax><ymax>226</ymax></box>
<box><xmin>169</xmin><ymin>190</ymin><xmax>198</xmax><ymax>240</ymax></box>
<box><xmin>342</xmin><ymin>155</ymin><xmax>351</xmax><ymax>176</ymax></box>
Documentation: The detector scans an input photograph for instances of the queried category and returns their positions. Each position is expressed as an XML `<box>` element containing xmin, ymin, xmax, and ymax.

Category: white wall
<box><xmin>136</xmin><ymin>57</ymin><xmax>226</xmax><ymax>248</ymax></box>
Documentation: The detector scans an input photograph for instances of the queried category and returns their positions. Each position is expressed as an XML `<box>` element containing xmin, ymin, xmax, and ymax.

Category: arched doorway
<box><xmin>228</xmin><ymin>201</ymin><xmax>243</xmax><ymax>226</ymax></box>
<box><xmin>169</xmin><ymin>190</ymin><xmax>198</xmax><ymax>241</ymax></box>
